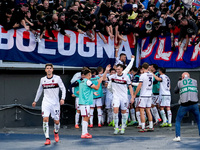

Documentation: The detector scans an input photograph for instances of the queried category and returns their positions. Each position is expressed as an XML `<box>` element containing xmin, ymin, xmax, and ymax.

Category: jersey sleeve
<box><xmin>86</xmin><ymin>80</ymin><xmax>93</xmax><ymax>87</ymax></box>
<box><xmin>58</xmin><ymin>76</ymin><xmax>66</xmax><ymax>100</ymax></box>
<box><xmin>34</xmin><ymin>78</ymin><xmax>43</xmax><ymax>102</ymax></box>
<box><xmin>108</xmin><ymin>74</ymin><xmax>114</xmax><ymax>81</ymax></box>
<box><xmin>126</xmin><ymin>75</ymin><xmax>131</xmax><ymax>85</ymax></box>
<box><xmin>139</xmin><ymin>74</ymin><xmax>144</xmax><ymax>83</ymax></box>
<box><xmin>122</xmin><ymin>57</ymin><xmax>135</xmax><ymax>74</ymax></box>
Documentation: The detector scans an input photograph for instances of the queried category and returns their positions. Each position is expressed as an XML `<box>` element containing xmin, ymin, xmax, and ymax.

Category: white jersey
<box><xmin>159</xmin><ymin>74</ymin><xmax>171</xmax><ymax>96</ymax></box>
<box><xmin>139</xmin><ymin>72</ymin><xmax>153</xmax><ymax>97</ymax></box>
<box><xmin>108</xmin><ymin>73</ymin><xmax>131</xmax><ymax>99</ymax></box>
<box><xmin>34</xmin><ymin>75</ymin><xmax>66</xmax><ymax>105</ymax></box>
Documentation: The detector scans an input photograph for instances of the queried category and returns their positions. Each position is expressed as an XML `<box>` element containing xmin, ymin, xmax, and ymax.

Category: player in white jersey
<box><xmin>134</xmin><ymin>63</ymin><xmax>154</xmax><ymax>132</ymax></box>
<box><xmin>152</xmin><ymin>67</ymin><xmax>172</xmax><ymax>127</ymax></box>
<box><xmin>105</xmin><ymin>69</ymin><xmax>116</xmax><ymax>126</ymax></box>
<box><xmin>32</xmin><ymin>63</ymin><xmax>66</xmax><ymax>145</ymax></box>
<box><xmin>114</xmin><ymin>51</ymin><xmax>127</xmax><ymax>69</ymax></box>
<box><xmin>103</xmin><ymin>64</ymin><xmax>134</xmax><ymax>135</ymax></box>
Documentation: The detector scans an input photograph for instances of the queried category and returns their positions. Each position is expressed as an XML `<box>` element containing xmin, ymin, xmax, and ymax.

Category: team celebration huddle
<box><xmin>31</xmin><ymin>51</ymin><xmax>190</xmax><ymax>145</ymax></box>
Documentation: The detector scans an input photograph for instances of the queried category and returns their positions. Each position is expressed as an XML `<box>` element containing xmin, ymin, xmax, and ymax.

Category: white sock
<box><xmin>97</xmin><ymin>108</ymin><xmax>102</xmax><ymax>124</ymax></box>
<box><xmin>130</xmin><ymin>108</ymin><xmax>136</xmax><ymax>122</ymax></box>
<box><xmin>167</xmin><ymin>110</ymin><xmax>172</xmax><ymax>124</ymax></box>
<box><xmin>54</xmin><ymin>123</ymin><xmax>60</xmax><ymax>133</ymax></box>
<box><xmin>122</xmin><ymin>113</ymin><xmax>127</xmax><ymax>129</ymax></box>
<box><xmin>90</xmin><ymin>109</ymin><xmax>94</xmax><ymax>125</ymax></box>
<box><xmin>151</xmin><ymin>107</ymin><xmax>160</xmax><ymax>121</ymax></box>
<box><xmin>126</xmin><ymin>109</ymin><xmax>129</xmax><ymax>122</ymax></box>
<box><xmin>113</xmin><ymin>113</ymin><xmax>119</xmax><ymax>128</ymax></box>
<box><xmin>75</xmin><ymin>112</ymin><xmax>80</xmax><ymax>125</ymax></box>
<box><xmin>43</xmin><ymin>122</ymin><xmax>49</xmax><ymax>138</ymax></box>
<box><xmin>82</xmin><ymin>120</ymin><xmax>88</xmax><ymax>135</ymax></box>
<box><xmin>136</xmin><ymin>111</ymin><xmax>141</xmax><ymax>125</ymax></box>
<box><xmin>149</xmin><ymin>121</ymin><xmax>153</xmax><ymax>129</ymax></box>
<box><xmin>141</xmin><ymin>122</ymin><xmax>145</xmax><ymax>129</ymax></box>
<box><xmin>160</xmin><ymin>110</ymin><xmax>167</xmax><ymax>123</ymax></box>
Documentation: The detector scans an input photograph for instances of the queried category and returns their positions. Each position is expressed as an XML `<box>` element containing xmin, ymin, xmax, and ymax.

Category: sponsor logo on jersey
<box><xmin>42</xmin><ymin>83</ymin><xmax>59</xmax><ymax>89</ymax></box>
<box><xmin>111</xmin><ymin>78</ymin><xmax>127</xmax><ymax>84</ymax></box>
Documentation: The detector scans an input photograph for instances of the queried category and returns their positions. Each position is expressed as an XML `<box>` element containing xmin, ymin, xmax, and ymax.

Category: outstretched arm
<box><xmin>122</xmin><ymin>55</ymin><xmax>135</xmax><ymax>74</ymax></box>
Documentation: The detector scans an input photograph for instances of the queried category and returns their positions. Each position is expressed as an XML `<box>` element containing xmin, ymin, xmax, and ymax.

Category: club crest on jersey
<box><xmin>52</xmin><ymin>80</ymin><xmax>54</xmax><ymax>83</ymax></box>
<box><xmin>122</xmin><ymin>77</ymin><xmax>124</xmax><ymax>79</ymax></box>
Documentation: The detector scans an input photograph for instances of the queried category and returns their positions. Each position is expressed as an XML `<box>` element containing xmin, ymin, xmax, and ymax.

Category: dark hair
<box><xmin>97</xmin><ymin>66</ymin><xmax>104</xmax><ymax>73</ymax></box>
<box><xmin>23</xmin><ymin>4</ymin><xmax>29</xmax><ymax>7</ymax></box>
<box><xmin>132</xmin><ymin>67</ymin><xmax>138</xmax><ymax>72</ymax></box>
<box><xmin>91</xmin><ymin>69</ymin><xmax>97</xmax><ymax>75</ymax></box>
<box><xmin>150</xmin><ymin>64</ymin><xmax>158</xmax><ymax>70</ymax></box>
<box><xmin>116</xmin><ymin>64</ymin><xmax>124</xmax><ymax>68</ymax></box>
<box><xmin>159</xmin><ymin>67</ymin><xmax>166</xmax><ymax>74</ymax></box>
<box><xmin>45</xmin><ymin>63</ymin><xmax>53</xmax><ymax>68</ymax></box>
<box><xmin>83</xmin><ymin>69</ymin><xmax>91</xmax><ymax>75</ymax></box>
<box><xmin>120</xmin><ymin>53</ymin><xmax>126</xmax><ymax>57</ymax></box>
<box><xmin>110</xmin><ymin>68</ymin><xmax>116</xmax><ymax>72</ymax></box>
<box><xmin>142</xmin><ymin>62</ymin><xmax>149</xmax><ymax>69</ymax></box>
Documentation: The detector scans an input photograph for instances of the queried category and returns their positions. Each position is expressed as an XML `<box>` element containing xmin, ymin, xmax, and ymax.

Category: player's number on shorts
<box><xmin>55</xmin><ymin>110</ymin><xmax>60</xmax><ymax>115</ymax></box>
<box><xmin>148</xmin><ymin>77</ymin><xmax>153</xmax><ymax>86</ymax></box>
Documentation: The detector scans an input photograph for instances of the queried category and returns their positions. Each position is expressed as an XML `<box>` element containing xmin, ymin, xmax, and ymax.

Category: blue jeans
<box><xmin>175</xmin><ymin>103</ymin><xmax>200</xmax><ymax>137</ymax></box>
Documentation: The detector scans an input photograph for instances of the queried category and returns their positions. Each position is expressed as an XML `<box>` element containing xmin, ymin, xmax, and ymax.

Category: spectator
<box><xmin>0</xmin><ymin>9</ymin><xmax>15</xmax><ymax>31</ymax></box>
<box><xmin>10</xmin><ymin>4</ymin><xmax>30</xmax><ymax>31</ymax></box>
<box><xmin>38</xmin><ymin>0</ymin><xmax>53</xmax><ymax>15</ymax></box>
<box><xmin>95</xmin><ymin>16</ymin><xmax>111</xmax><ymax>44</ymax></box>
<box><xmin>52</xmin><ymin>14</ymin><xmax>71</xmax><ymax>38</ymax></box>
<box><xmin>78</xmin><ymin>15</ymin><xmax>95</xmax><ymax>41</ymax></box>
<box><xmin>123</xmin><ymin>0</ymin><xmax>134</xmax><ymax>14</ymax></box>
<box><xmin>85</xmin><ymin>0</ymin><xmax>96</xmax><ymax>10</ymax></box>
<box><xmin>45</xmin><ymin>14</ymin><xmax>56</xmax><ymax>40</ymax></box>
<box><xmin>100</xmin><ymin>0</ymin><xmax>115</xmax><ymax>17</ymax></box>
<box><xmin>67</xmin><ymin>15</ymin><xmax>84</xmax><ymax>34</ymax></box>
<box><xmin>179</xmin><ymin>18</ymin><xmax>198</xmax><ymax>51</ymax></box>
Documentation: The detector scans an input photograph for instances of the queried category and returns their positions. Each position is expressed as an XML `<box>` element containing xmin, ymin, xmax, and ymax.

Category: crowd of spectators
<box><xmin>0</xmin><ymin>0</ymin><xmax>199</xmax><ymax>51</ymax></box>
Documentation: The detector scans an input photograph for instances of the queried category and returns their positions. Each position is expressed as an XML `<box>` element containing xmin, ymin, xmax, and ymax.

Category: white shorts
<box><xmin>134</xmin><ymin>97</ymin><xmax>139</xmax><ymax>108</ymax></box>
<box><xmin>113</xmin><ymin>96</ymin><xmax>128</xmax><ymax>110</ymax></box>
<box><xmin>138</xmin><ymin>96</ymin><xmax>152</xmax><ymax>108</ymax></box>
<box><xmin>152</xmin><ymin>95</ymin><xmax>160</xmax><ymax>105</ymax></box>
<box><xmin>75</xmin><ymin>97</ymin><xmax>80</xmax><ymax>110</ymax></box>
<box><xmin>160</xmin><ymin>95</ymin><xmax>171</xmax><ymax>107</ymax></box>
<box><xmin>42</xmin><ymin>102</ymin><xmax>60</xmax><ymax>120</ymax></box>
<box><xmin>90</xmin><ymin>98</ymin><xmax>102</xmax><ymax>108</ymax></box>
<box><xmin>80</xmin><ymin>105</ymin><xmax>90</xmax><ymax>117</ymax></box>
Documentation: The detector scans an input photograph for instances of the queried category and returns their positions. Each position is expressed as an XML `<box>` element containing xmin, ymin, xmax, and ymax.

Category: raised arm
<box><xmin>103</xmin><ymin>64</ymin><xmax>111</xmax><ymax>81</ymax></box>
<box><xmin>122</xmin><ymin>55</ymin><xmax>135</xmax><ymax>74</ymax></box>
